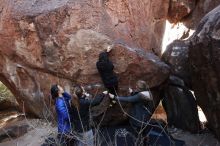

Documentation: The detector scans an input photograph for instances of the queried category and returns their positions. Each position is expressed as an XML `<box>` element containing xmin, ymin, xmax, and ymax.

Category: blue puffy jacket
<box><xmin>55</xmin><ymin>92</ymin><xmax>72</xmax><ymax>134</ymax></box>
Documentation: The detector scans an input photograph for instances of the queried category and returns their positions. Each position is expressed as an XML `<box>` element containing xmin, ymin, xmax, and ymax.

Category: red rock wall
<box><xmin>168</xmin><ymin>0</ymin><xmax>220</xmax><ymax>29</ymax></box>
<box><xmin>0</xmin><ymin>0</ymin><xmax>170</xmax><ymax>117</ymax></box>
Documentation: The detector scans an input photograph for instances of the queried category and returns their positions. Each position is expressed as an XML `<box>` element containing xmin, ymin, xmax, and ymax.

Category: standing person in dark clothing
<box><xmin>96</xmin><ymin>47</ymin><xmax>118</xmax><ymax>95</ymax></box>
<box><xmin>50</xmin><ymin>84</ymin><xmax>74</xmax><ymax>146</ymax></box>
<box><xmin>109</xmin><ymin>80</ymin><xmax>153</xmax><ymax>145</ymax></box>
<box><xmin>122</xmin><ymin>80</ymin><xmax>154</xmax><ymax>129</ymax></box>
<box><xmin>71</xmin><ymin>85</ymin><xmax>106</xmax><ymax>146</ymax></box>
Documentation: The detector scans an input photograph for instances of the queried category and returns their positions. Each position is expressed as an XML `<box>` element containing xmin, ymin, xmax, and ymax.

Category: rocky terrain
<box><xmin>0</xmin><ymin>0</ymin><xmax>220</xmax><ymax>143</ymax></box>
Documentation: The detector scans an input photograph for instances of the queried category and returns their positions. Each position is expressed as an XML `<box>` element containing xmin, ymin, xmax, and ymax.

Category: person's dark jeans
<box><xmin>130</xmin><ymin>124</ymin><xmax>149</xmax><ymax>146</ymax></box>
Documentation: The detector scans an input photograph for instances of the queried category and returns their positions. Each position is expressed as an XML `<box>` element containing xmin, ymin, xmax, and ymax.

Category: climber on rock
<box><xmin>50</xmin><ymin>84</ymin><xmax>74</xmax><ymax>146</ymax></box>
<box><xmin>71</xmin><ymin>85</ymin><xmax>106</xmax><ymax>146</ymax></box>
<box><xmin>96</xmin><ymin>45</ymin><xmax>118</xmax><ymax>96</ymax></box>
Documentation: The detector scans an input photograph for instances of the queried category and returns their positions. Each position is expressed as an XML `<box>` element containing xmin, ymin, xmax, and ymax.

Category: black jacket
<box><xmin>96</xmin><ymin>52</ymin><xmax>118</xmax><ymax>88</ymax></box>
<box><xmin>71</xmin><ymin>94</ymin><xmax>104</xmax><ymax>133</ymax></box>
<box><xmin>117</xmin><ymin>92</ymin><xmax>154</xmax><ymax>128</ymax></box>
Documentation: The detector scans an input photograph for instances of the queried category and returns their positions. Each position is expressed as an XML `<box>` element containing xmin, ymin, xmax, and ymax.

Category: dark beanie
<box><xmin>51</xmin><ymin>84</ymin><xmax>59</xmax><ymax>99</ymax></box>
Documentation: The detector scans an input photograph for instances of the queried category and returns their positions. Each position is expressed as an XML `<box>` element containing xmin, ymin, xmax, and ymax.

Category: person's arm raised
<box><xmin>80</xmin><ymin>94</ymin><xmax>104</xmax><ymax>106</ymax></box>
<box><xmin>116</xmin><ymin>94</ymin><xmax>141</xmax><ymax>103</ymax></box>
<box><xmin>115</xmin><ymin>91</ymin><xmax>152</xmax><ymax>103</ymax></box>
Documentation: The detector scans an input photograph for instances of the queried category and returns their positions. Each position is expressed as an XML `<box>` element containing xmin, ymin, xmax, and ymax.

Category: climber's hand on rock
<box><xmin>106</xmin><ymin>45</ymin><xmax>113</xmax><ymax>52</ymax></box>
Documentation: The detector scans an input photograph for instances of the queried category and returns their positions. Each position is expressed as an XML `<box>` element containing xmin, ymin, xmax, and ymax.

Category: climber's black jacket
<box><xmin>96</xmin><ymin>52</ymin><xmax>118</xmax><ymax>88</ymax></box>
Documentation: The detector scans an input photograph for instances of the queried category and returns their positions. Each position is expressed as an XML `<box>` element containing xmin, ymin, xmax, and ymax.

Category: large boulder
<box><xmin>168</xmin><ymin>0</ymin><xmax>220</xmax><ymax>29</ymax></box>
<box><xmin>188</xmin><ymin>1</ymin><xmax>220</xmax><ymax>29</ymax></box>
<box><xmin>0</xmin><ymin>0</ymin><xmax>170</xmax><ymax>117</ymax></box>
<box><xmin>162</xmin><ymin>40</ymin><xmax>191</xmax><ymax>88</ymax></box>
<box><xmin>0</xmin><ymin>124</ymin><xmax>29</xmax><ymax>143</ymax></box>
<box><xmin>162</xmin><ymin>76</ymin><xmax>200</xmax><ymax>133</ymax></box>
<box><xmin>189</xmin><ymin>5</ymin><xmax>220</xmax><ymax>140</ymax></box>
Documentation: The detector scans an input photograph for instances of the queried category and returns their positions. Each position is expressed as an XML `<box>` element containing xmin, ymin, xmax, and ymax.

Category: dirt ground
<box><xmin>0</xmin><ymin>118</ymin><xmax>219</xmax><ymax>146</ymax></box>
<box><xmin>0</xmin><ymin>118</ymin><xmax>56</xmax><ymax>146</ymax></box>
<box><xmin>0</xmin><ymin>108</ymin><xmax>220</xmax><ymax>146</ymax></box>
<box><xmin>172</xmin><ymin>129</ymin><xmax>220</xmax><ymax>146</ymax></box>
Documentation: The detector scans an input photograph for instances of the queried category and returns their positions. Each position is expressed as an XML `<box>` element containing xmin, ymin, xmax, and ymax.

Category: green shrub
<box><xmin>0</xmin><ymin>82</ymin><xmax>14</xmax><ymax>102</ymax></box>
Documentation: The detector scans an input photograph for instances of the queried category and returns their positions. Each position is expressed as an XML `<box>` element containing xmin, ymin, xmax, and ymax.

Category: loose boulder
<box><xmin>162</xmin><ymin>40</ymin><xmax>191</xmax><ymax>88</ymax></box>
<box><xmin>162</xmin><ymin>75</ymin><xmax>200</xmax><ymax>133</ymax></box>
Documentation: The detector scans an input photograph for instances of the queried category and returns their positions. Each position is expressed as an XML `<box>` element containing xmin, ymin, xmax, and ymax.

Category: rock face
<box><xmin>168</xmin><ymin>0</ymin><xmax>220</xmax><ymax>29</ymax></box>
<box><xmin>164</xmin><ymin>4</ymin><xmax>220</xmax><ymax>139</ymax></box>
<box><xmin>161</xmin><ymin>40</ymin><xmax>201</xmax><ymax>133</ymax></box>
<box><xmin>0</xmin><ymin>0</ymin><xmax>170</xmax><ymax>117</ymax></box>
<box><xmin>162</xmin><ymin>76</ymin><xmax>200</xmax><ymax>133</ymax></box>
<box><xmin>0</xmin><ymin>99</ymin><xmax>18</xmax><ymax>111</ymax></box>
<box><xmin>189</xmin><ymin>5</ymin><xmax>220</xmax><ymax>140</ymax></box>
<box><xmin>162</xmin><ymin>40</ymin><xmax>191</xmax><ymax>88</ymax></box>
<box><xmin>168</xmin><ymin>0</ymin><xmax>196</xmax><ymax>23</ymax></box>
<box><xmin>184</xmin><ymin>0</ymin><xmax>220</xmax><ymax>29</ymax></box>
<box><xmin>0</xmin><ymin>124</ymin><xmax>29</xmax><ymax>143</ymax></box>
